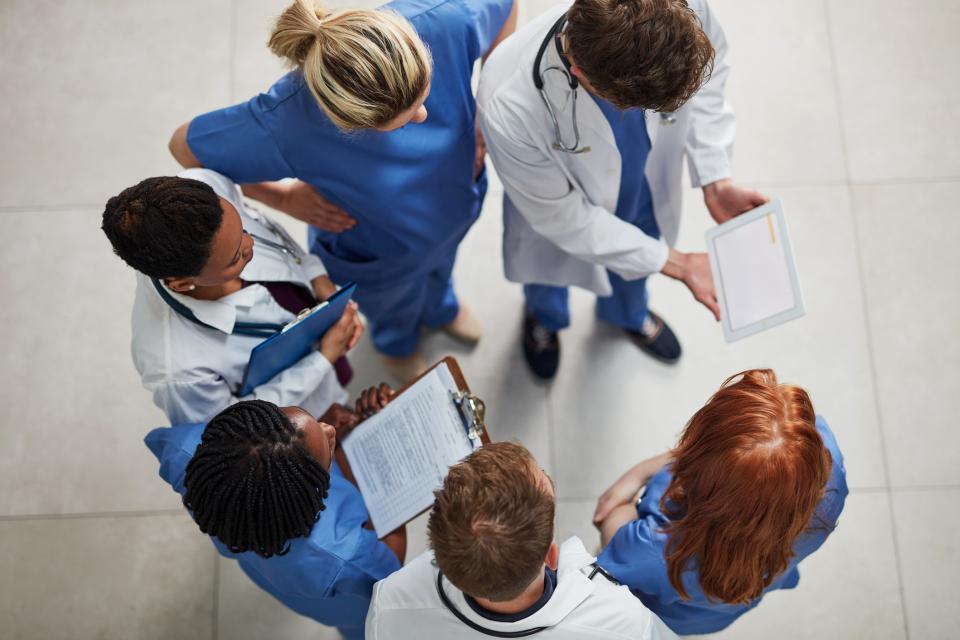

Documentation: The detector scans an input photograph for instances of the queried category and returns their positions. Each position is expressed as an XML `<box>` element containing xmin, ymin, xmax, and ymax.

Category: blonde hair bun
<box><xmin>269</xmin><ymin>0</ymin><xmax>432</xmax><ymax>130</ymax></box>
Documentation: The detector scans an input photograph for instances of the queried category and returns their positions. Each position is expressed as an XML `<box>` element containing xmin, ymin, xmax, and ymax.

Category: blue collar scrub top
<box><xmin>186</xmin><ymin>0</ymin><xmax>515</xmax><ymax>288</ymax></box>
<box><xmin>145</xmin><ymin>423</ymin><xmax>400</xmax><ymax>640</ymax></box>
<box><xmin>597</xmin><ymin>416</ymin><xmax>849</xmax><ymax>635</ymax></box>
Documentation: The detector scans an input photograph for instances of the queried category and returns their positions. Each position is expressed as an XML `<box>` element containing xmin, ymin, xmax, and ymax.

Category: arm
<box><xmin>481</xmin><ymin>110</ymin><xmax>669</xmax><ymax>279</ymax></box>
<box><xmin>685</xmin><ymin>2</ymin><xmax>768</xmax><ymax>222</ymax></box>
<box><xmin>482</xmin><ymin>109</ymin><xmax>720</xmax><ymax>319</ymax></box>
<box><xmin>168</xmin><ymin>119</ymin><xmax>356</xmax><ymax>231</ymax></box>
<box><xmin>482</xmin><ymin>0</ymin><xmax>518</xmax><ymax>62</ymax></box>
<box><xmin>593</xmin><ymin>452</ymin><xmax>671</xmax><ymax>527</ymax></box>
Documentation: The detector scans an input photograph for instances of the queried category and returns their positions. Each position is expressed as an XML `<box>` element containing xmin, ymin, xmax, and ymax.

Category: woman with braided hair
<box><xmin>146</xmin><ymin>392</ymin><xmax>403</xmax><ymax>640</ymax></box>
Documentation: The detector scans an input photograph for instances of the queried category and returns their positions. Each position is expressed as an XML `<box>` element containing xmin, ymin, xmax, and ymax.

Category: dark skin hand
<box><xmin>326</xmin><ymin>382</ymin><xmax>406</xmax><ymax>563</ymax></box>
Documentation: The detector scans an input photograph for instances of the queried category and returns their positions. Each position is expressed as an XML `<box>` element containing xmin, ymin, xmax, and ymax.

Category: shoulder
<box><xmin>814</xmin><ymin>415</ymin><xmax>849</xmax><ymax>524</ymax></box>
<box><xmin>371</xmin><ymin>550</ymin><xmax>440</xmax><ymax>610</ymax></box>
<box><xmin>177</xmin><ymin>168</ymin><xmax>244</xmax><ymax>208</ymax></box>
<box><xmin>568</xmin><ymin>575</ymin><xmax>667</xmax><ymax>639</ymax></box>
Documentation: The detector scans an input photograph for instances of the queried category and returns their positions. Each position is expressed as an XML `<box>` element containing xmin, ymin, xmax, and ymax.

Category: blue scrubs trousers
<box><xmin>351</xmin><ymin>246</ymin><xmax>461</xmax><ymax>357</ymax></box>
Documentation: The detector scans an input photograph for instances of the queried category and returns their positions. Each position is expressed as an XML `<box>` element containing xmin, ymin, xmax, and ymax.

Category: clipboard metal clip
<box><xmin>450</xmin><ymin>390</ymin><xmax>485</xmax><ymax>446</ymax></box>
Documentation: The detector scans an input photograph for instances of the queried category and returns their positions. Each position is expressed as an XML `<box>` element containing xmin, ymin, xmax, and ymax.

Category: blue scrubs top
<box><xmin>598</xmin><ymin>416</ymin><xmax>849</xmax><ymax>635</ymax></box>
<box><xmin>593</xmin><ymin>98</ymin><xmax>658</xmax><ymax>236</ymax></box>
<box><xmin>186</xmin><ymin>0</ymin><xmax>514</xmax><ymax>287</ymax></box>
<box><xmin>145</xmin><ymin>423</ymin><xmax>400</xmax><ymax>640</ymax></box>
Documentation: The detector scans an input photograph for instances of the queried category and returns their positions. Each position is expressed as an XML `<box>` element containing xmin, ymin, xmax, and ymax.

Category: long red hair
<box><xmin>661</xmin><ymin>369</ymin><xmax>831</xmax><ymax>604</ymax></box>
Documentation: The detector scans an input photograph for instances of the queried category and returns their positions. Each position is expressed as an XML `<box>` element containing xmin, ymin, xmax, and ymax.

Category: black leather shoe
<box><xmin>625</xmin><ymin>311</ymin><xmax>682</xmax><ymax>363</ymax></box>
<box><xmin>523</xmin><ymin>314</ymin><xmax>560</xmax><ymax>380</ymax></box>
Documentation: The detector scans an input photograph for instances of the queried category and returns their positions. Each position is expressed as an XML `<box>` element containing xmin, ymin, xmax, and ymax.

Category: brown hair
<box><xmin>565</xmin><ymin>0</ymin><xmax>715</xmax><ymax>111</ymax></box>
<box><xmin>428</xmin><ymin>442</ymin><xmax>555</xmax><ymax>601</ymax></box>
<box><xmin>268</xmin><ymin>0</ymin><xmax>432</xmax><ymax>130</ymax></box>
<box><xmin>662</xmin><ymin>369</ymin><xmax>832</xmax><ymax>604</ymax></box>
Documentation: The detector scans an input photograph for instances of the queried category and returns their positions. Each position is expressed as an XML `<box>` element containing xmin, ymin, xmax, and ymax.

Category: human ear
<box><xmin>165</xmin><ymin>277</ymin><xmax>196</xmax><ymax>293</ymax></box>
<box><xmin>545</xmin><ymin>541</ymin><xmax>560</xmax><ymax>571</ymax></box>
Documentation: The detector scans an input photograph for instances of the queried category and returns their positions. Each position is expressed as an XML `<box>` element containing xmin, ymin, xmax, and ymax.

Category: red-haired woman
<box><xmin>593</xmin><ymin>369</ymin><xmax>848</xmax><ymax>635</ymax></box>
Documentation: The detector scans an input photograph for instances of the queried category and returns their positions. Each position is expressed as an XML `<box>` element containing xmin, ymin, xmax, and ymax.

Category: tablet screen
<box><xmin>714</xmin><ymin>212</ymin><xmax>797</xmax><ymax>331</ymax></box>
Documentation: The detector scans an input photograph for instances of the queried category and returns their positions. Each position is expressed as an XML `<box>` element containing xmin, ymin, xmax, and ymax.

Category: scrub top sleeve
<box><xmin>462</xmin><ymin>0</ymin><xmax>515</xmax><ymax>56</ymax></box>
<box><xmin>598</xmin><ymin>519</ymin><xmax>674</xmax><ymax>602</ymax></box>
<box><xmin>187</xmin><ymin>100</ymin><xmax>294</xmax><ymax>184</ymax></box>
<box><xmin>340</xmin><ymin>528</ymin><xmax>402</xmax><ymax>591</ymax></box>
<box><xmin>144</xmin><ymin>425</ymin><xmax>201</xmax><ymax>495</ymax></box>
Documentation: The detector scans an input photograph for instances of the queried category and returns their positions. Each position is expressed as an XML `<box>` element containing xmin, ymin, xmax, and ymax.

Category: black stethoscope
<box><xmin>532</xmin><ymin>14</ymin><xmax>677</xmax><ymax>155</ymax></box>
<box><xmin>434</xmin><ymin>564</ymin><xmax>620</xmax><ymax>637</ymax></box>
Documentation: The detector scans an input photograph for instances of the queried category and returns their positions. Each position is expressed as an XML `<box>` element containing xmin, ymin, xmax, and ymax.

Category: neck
<box><xmin>181</xmin><ymin>278</ymin><xmax>244</xmax><ymax>301</ymax></box>
<box><xmin>472</xmin><ymin>570</ymin><xmax>546</xmax><ymax>615</ymax></box>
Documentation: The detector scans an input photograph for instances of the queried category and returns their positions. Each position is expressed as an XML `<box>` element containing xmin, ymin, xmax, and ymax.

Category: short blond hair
<box><xmin>269</xmin><ymin>0</ymin><xmax>432</xmax><ymax>130</ymax></box>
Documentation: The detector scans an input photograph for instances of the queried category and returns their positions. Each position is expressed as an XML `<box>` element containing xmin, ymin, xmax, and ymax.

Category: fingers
<box><xmin>703</xmin><ymin>293</ymin><xmax>721</xmax><ymax>322</ymax></box>
<box><xmin>377</xmin><ymin>382</ymin><xmax>393</xmax><ymax>407</ymax></box>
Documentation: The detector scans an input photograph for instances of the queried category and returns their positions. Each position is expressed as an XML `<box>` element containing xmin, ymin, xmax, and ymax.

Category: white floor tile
<box><xmin>0</xmin><ymin>513</ymin><xmax>215</xmax><ymax>640</ymax></box>
<box><xmin>0</xmin><ymin>209</ymin><xmax>180</xmax><ymax>516</ymax></box>
<box><xmin>828</xmin><ymin>0</ymin><xmax>960</xmax><ymax>181</ymax></box>
<box><xmin>710</xmin><ymin>0</ymin><xmax>848</xmax><ymax>185</ymax></box>
<box><xmin>0</xmin><ymin>0</ymin><xmax>232</xmax><ymax>209</ymax></box>
<box><xmin>891</xmin><ymin>488</ymin><xmax>960</xmax><ymax>639</ymax></box>
<box><xmin>852</xmin><ymin>183</ymin><xmax>960</xmax><ymax>486</ymax></box>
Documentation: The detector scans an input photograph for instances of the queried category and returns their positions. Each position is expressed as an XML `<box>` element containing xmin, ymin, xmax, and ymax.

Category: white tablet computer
<box><xmin>705</xmin><ymin>199</ymin><xmax>805</xmax><ymax>342</ymax></box>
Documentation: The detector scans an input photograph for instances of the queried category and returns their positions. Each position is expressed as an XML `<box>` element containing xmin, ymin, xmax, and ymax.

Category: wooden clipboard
<box><xmin>334</xmin><ymin>356</ymin><xmax>490</xmax><ymax>535</ymax></box>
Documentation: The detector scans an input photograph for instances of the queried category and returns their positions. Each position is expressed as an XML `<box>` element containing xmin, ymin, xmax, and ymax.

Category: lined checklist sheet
<box><xmin>342</xmin><ymin>363</ymin><xmax>477</xmax><ymax>537</ymax></box>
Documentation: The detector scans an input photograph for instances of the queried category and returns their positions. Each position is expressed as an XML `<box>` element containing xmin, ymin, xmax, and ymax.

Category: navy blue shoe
<box><xmin>522</xmin><ymin>314</ymin><xmax>560</xmax><ymax>380</ymax></box>
<box><xmin>625</xmin><ymin>311</ymin><xmax>681</xmax><ymax>363</ymax></box>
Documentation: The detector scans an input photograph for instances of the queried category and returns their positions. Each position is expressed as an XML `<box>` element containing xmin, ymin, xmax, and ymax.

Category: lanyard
<box><xmin>151</xmin><ymin>279</ymin><xmax>284</xmax><ymax>338</ymax></box>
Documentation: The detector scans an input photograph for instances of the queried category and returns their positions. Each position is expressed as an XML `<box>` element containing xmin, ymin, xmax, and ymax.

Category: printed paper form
<box><xmin>714</xmin><ymin>213</ymin><xmax>796</xmax><ymax>331</ymax></box>
<box><xmin>342</xmin><ymin>363</ymin><xmax>476</xmax><ymax>537</ymax></box>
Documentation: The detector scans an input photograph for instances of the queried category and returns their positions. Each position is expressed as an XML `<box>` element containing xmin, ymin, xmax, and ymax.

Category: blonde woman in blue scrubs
<box><xmin>169</xmin><ymin>0</ymin><xmax>518</xmax><ymax>382</ymax></box>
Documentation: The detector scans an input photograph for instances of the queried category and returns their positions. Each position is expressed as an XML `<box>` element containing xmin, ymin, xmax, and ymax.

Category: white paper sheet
<box><xmin>714</xmin><ymin>212</ymin><xmax>797</xmax><ymax>331</ymax></box>
<box><xmin>341</xmin><ymin>363</ymin><xmax>476</xmax><ymax>537</ymax></box>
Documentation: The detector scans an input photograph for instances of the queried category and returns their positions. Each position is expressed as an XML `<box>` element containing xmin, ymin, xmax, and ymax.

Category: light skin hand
<box><xmin>703</xmin><ymin>178</ymin><xmax>769</xmax><ymax>225</ymax></box>
<box><xmin>474</xmin><ymin>124</ymin><xmax>487</xmax><ymax>180</ymax></box>
<box><xmin>276</xmin><ymin>180</ymin><xmax>357</xmax><ymax>232</ymax></box>
<box><xmin>661</xmin><ymin>249</ymin><xmax>721</xmax><ymax>321</ymax></box>
<box><xmin>311</xmin><ymin>275</ymin><xmax>338</xmax><ymax>301</ymax></box>
<box><xmin>593</xmin><ymin>452</ymin><xmax>672</xmax><ymax>526</ymax></box>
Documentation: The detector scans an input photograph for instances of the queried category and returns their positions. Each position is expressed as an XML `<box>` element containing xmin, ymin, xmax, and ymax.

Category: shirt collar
<box><xmin>156</xmin><ymin>279</ymin><xmax>262</xmax><ymax>334</ymax></box>
<box><xmin>464</xmin><ymin>568</ymin><xmax>558</xmax><ymax>622</ymax></box>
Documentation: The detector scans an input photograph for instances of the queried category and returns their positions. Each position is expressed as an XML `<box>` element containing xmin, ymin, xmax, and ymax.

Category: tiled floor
<box><xmin>0</xmin><ymin>0</ymin><xmax>957</xmax><ymax>638</ymax></box>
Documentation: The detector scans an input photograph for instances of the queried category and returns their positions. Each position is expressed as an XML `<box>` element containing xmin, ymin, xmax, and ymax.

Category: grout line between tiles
<box><xmin>0</xmin><ymin>508</ymin><xmax>185</xmax><ymax>522</ymax></box>
<box><xmin>823</xmin><ymin>2</ymin><xmax>910</xmax><ymax>637</ymax></box>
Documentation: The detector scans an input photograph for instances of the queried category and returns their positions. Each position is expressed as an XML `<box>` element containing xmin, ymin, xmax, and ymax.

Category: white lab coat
<box><xmin>478</xmin><ymin>1</ymin><xmax>735</xmax><ymax>296</ymax></box>
<box><xmin>130</xmin><ymin>168</ymin><xmax>347</xmax><ymax>425</ymax></box>
<box><xmin>365</xmin><ymin>536</ymin><xmax>676</xmax><ymax>640</ymax></box>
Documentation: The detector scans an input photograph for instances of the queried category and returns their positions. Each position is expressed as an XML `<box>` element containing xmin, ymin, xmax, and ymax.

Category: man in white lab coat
<box><xmin>365</xmin><ymin>442</ymin><xmax>675</xmax><ymax>639</ymax></box>
<box><xmin>479</xmin><ymin>0</ymin><xmax>767</xmax><ymax>378</ymax></box>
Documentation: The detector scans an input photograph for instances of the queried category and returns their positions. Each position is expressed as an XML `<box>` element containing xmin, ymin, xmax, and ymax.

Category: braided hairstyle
<box><xmin>183</xmin><ymin>400</ymin><xmax>331</xmax><ymax>558</ymax></box>
<box><xmin>101</xmin><ymin>176</ymin><xmax>223</xmax><ymax>279</ymax></box>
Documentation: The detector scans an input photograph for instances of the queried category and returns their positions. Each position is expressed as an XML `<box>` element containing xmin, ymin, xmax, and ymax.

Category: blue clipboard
<box><xmin>238</xmin><ymin>282</ymin><xmax>357</xmax><ymax>396</ymax></box>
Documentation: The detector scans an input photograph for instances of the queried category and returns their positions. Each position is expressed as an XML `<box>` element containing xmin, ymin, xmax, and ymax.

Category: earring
<box><xmin>186</xmin><ymin>284</ymin><xmax>196</xmax><ymax>291</ymax></box>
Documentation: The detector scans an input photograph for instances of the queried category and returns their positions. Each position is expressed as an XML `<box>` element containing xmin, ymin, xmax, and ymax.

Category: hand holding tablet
<box><xmin>705</xmin><ymin>200</ymin><xmax>805</xmax><ymax>342</ymax></box>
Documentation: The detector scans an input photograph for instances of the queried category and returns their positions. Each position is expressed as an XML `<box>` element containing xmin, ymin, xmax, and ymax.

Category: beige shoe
<box><xmin>381</xmin><ymin>352</ymin><xmax>429</xmax><ymax>385</ymax></box>
<box><xmin>442</xmin><ymin>303</ymin><xmax>483</xmax><ymax>344</ymax></box>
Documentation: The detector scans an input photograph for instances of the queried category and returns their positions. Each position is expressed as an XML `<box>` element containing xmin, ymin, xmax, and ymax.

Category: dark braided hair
<box><xmin>184</xmin><ymin>400</ymin><xmax>331</xmax><ymax>558</ymax></box>
<box><xmin>101</xmin><ymin>176</ymin><xmax>223</xmax><ymax>279</ymax></box>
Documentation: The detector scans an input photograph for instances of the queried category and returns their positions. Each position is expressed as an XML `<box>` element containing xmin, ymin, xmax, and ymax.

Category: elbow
<box><xmin>169</xmin><ymin>122</ymin><xmax>200</xmax><ymax>168</ymax></box>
